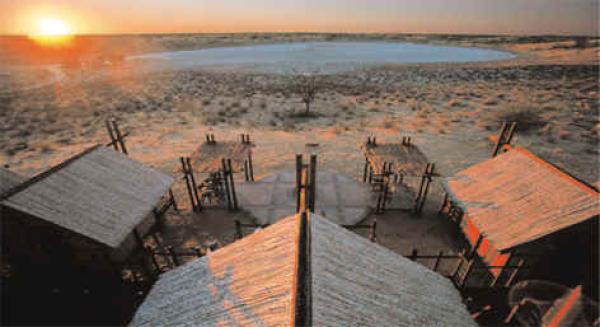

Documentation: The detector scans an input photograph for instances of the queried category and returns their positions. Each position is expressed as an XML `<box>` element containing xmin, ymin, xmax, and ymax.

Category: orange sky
<box><xmin>1</xmin><ymin>0</ymin><xmax>598</xmax><ymax>35</ymax></box>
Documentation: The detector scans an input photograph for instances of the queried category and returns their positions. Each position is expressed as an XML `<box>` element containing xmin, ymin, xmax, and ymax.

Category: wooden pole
<box><xmin>181</xmin><ymin>157</ymin><xmax>197</xmax><ymax>212</ymax></box>
<box><xmin>492</xmin><ymin>122</ymin><xmax>509</xmax><ymax>157</ymax></box>
<box><xmin>471</xmin><ymin>235</ymin><xmax>484</xmax><ymax>259</ymax></box>
<box><xmin>296</xmin><ymin>154</ymin><xmax>303</xmax><ymax>212</ymax></box>
<box><xmin>369</xmin><ymin>219</ymin><xmax>377</xmax><ymax>243</ymax></box>
<box><xmin>409</xmin><ymin>249</ymin><xmax>418</xmax><ymax>261</ymax></box>
<box><xmin>505</xmin><ymin>122</ymin><xmax>518</xmax><ymax>147</ymax></box>
<box><xmin>145</xmin><ymin>246</ymin><xmax>161</xmax><ymax>274</ymax></box>
<box><xmin>167</xmin><ymin>246</ymin><xmax>180</xmax><ymax>267</ymax></box>
<box><xmin>235</xmin><ymin>220</ymin><xmax>243</xmax><ymax>240</ymax></box>
<box><xmin>186</xmin><ymin>158</ymin><xmax>202</xmax><ymax>211</ymax></box>
<box><xmin>244</xmin><ymin>160</ymin><xmax>250</xmax><ymax>182</ymax></box>
<box><xmin>169</xmin><ymin>189</ymin><xmax>179</xmax><ymax>212</ymax></box>
<box><xmin>248</xmin><ymin>150</ymin><xmax>255</xmax><ymax>182</ymax></box>
<box><xmin>504</xmin><ymin>259</ymin><xmax>525</xmax><ymax>287</ymax></box>
<box><xmin>112</xmin><ymin>120</ymin><xmax>128</xmax><ymax>155</ymax></box>
<box><xmin>460</xmin><ymin>258</ymin><xmax>476</xmax><ymax>289</ymax></box>
<box><xmin>221</xmin><ymin>158</ymin><xmax>232</xmax><ymax>210</ymax></box>
<box><xmin>105</xmin><ymin>120</ymin><xmax>118</xmax><ymax>151</ymax></box>
<box><xmin>227</xmin><ymin>159</ymin><xmax>238</xmax><ymax>210</ymax></box>
<box><xmin>417</xmin><ymin>163</ymin><xmax>435</xmax><ymax>214</ymax></box>
<box><xmin>308</xmin><ymin>154</ymin><xmax>317</xmax><ymax>213</ymax></box>
<box><xmin>433</xmin><ymin>250</ymin><xmax>444</xmax><ymax>272</ymax></box>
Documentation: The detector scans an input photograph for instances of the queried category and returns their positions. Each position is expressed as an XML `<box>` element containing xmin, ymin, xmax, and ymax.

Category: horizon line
<box><xmin>1</xmin><ymin>31</ymin><xmax>597</xmax><ymax>38</ymax></box>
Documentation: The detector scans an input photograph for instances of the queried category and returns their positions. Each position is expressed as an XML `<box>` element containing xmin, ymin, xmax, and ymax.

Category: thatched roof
<box><xmin>130</xmin><ymin>214</ymin><xmax>475</xmax><ymax>327</ymax></box>
<box><xmin>0</xmin><ymin>167</ymin><xmax>25</xmax><ymax>195</ymax></box>
<box><xmin>130</xmin><ymin>216</ymin><xmax>298</xmax><ymax>326</ymax></box>
<box><xmin>444</xmin><ymin>147</ymin><xmax>600</xmax><ymax>251</ymax></box>
<box><xmin>1</xmin><ymin>146</ymin><xmax>174</xmax><ymax>248</ymax></box>
<box><xmin>311</xmin><ymin>214</ymin><xmax>476</xmax><ymax>326</ymax></box>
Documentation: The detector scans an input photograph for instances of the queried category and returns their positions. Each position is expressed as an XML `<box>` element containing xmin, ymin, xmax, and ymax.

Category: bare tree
<box><xmin>295</xmin><ymin>72</ymin><xmax>319</xmax><ymax>116</ymax></box>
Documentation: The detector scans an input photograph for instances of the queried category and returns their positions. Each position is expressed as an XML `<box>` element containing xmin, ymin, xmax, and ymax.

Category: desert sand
<box><xmin>1</xmin><ymin>33</ymin><xmax>598</xmax><ymax>257</ymax></box>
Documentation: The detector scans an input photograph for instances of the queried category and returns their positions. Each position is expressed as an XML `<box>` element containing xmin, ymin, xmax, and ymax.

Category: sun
<box><xmin>35</xmin><ymin>18</ymin><xmax>72</xmax><ymax>36</ymax></box>
<box><xmin>29</xmin><ymin>18</ymin><xmax>74</xmax><ymax>46</ymax></box>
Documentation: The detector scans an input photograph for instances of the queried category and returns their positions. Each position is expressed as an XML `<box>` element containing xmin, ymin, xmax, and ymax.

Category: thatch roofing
<box><xmin>130</xmin><ymin>216</ymin><xmax>298</xmax><ymax>326</ymax></box>
<box><xmin>444</xmin><ymin>147</ymin><xmax>600</xmax><ymax>251</ymax></box>
<box><xmin>130</xmin><ymin>213</ymin><xmax>475</xmax><ymax>327</ymax></box>
<box><xmin>0</xmin><ymin>167</ymin><xmax>25</xmax><ymax>195</ymax></box>
<box><xmin>1</xmin><ymin>146</ymin><xmax>174</xmax><ymax>248</ymax></box>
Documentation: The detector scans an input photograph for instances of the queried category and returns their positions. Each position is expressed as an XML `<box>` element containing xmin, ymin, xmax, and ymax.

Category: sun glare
<box><xmin>36</xmin><ymin>18</ymin><xmax>72</xmax><ymax>36</ymax></box>
<box><xmin>29</xmin><ymin>18</ymin><xmax>74</xmax><ymax>46</ymax></box>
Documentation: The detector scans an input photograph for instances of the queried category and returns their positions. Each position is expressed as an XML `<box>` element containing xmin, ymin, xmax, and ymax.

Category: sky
<box><xmin>1</xmin><ymin>0</ymin><xmax>598</xmax><ymax>36</ymax></box>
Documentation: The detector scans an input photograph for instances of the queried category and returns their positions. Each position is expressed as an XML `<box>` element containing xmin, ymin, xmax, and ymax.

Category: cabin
<box><xmin>0</xmin><ymin>145</ymin><xmax>174</xmax><ymax>324</ymax></box>
<box><xmin>130</xmin><ymin>213</ymin><xmax>476</xmax><ymax>326</ymax></box>
<box><xmin>441</xmin><ymin>146</ymin><xmax>599</xmax><ymax>297</ymax></box>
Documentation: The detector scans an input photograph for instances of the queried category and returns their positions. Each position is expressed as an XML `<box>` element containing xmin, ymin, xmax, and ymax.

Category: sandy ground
<box><xmin>0</xmin><ymin>34</ymin><xmax>598</xmax><ymax>269</ymax></box>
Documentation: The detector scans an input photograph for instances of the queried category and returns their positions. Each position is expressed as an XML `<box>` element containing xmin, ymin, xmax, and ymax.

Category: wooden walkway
<box><xmin>362</xmin><ymin>141</ymin><xmax>429</xmax><ymax>177</ymax></box>
<box><xmin>191</xmin><ymin>140</ymin><xmax>254</xmax><ymax>174</ymax></box>
<box><xmin>237</xmin><ymin>170</ymin><xmax>371</xmax><ymax>225</ymax></box>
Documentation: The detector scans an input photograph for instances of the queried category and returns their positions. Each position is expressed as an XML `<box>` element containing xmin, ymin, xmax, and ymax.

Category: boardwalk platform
<box><xmin>191</xmin><ymin>140</ymin><xmax>254</xmax><ymax>174</ymax></box>
<box><xmin>237</xmin><ymin>170</ymin><xmax>371</xmax><ymax>225</ymax></box>
<box><xmin>362</xmin><ymin>141</ymin><xmax>429</xmax><ymax>177</ymax></box>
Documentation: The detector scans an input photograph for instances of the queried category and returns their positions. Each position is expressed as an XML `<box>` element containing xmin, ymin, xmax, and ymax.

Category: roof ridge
<box><xmin>0</xmin><ymin>144</ymin><xmax>103</xmax><ymax>201</ymax></box>
<box><xmin>290</xmin><ymin>211</ymin><xmax>312</xmax><ymax>327</ymax></box>
<box><xmin>512</xmin><ymin>146</ymin><xmax>599</xmax><ymax>196</ymax></box>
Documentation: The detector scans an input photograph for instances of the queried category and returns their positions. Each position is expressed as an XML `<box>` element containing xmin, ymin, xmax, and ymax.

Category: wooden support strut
<box><xmin>414</xmin><ymin>163</ymin><xmax>435</xmax><ymax>215</ymax></box>
<box><xmin>308</xmin><ymin>155</ymin><xmax>317</xmax><ymax>213</ymax></box>
<box><xmin>227</xmin><ymin>158</ymin><xmax>239</xmax><ymax>210</ymax></box>
<box><xmin>492</xmin><ymin>122</ymin><xmax>518</xmax><ymax>157</ymax></box>
<box><xmin>186</xmin><ymin>157</ymin><xmax>202</xmax><ymax>211</ymax></box>
<box><xmin>181</xmin><ymin>157</ymin><xmax>199</xmax><ymax>212</ymax></box>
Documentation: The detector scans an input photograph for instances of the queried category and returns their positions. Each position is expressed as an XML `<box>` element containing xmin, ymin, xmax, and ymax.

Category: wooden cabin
<box><xmin>1</xmin><ymin>145</ymin><xmax>174</xmax><ymax>277</ymax></box>
<box><xmin>130</xmin><ymin>213</ymin><xmax>476</xmax><ymax>326</ymax></box>
<box><xmin>442</xmin><ymin>146</ymin><xmax>599</xmax><ymax>297</ymax></box>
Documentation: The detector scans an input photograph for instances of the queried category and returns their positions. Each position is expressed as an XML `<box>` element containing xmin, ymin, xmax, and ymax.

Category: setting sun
<box><xmin>35</xmin><ymin>18</ymin><xmax>71</xmax><ymax>36</ymax></box>
<box><xmin>28</xmin><ymin>17</ymin><xmax>74</xmax><ymax>46</ymax></box>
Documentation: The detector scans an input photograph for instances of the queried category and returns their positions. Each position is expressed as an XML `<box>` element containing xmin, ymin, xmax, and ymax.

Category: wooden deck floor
<box><xmin>191</xmin><ymin>141</ymin><xmax>254</xmax><ymax>173</ymax></box>
<box><xmin>363</xmin><ymin>142</ymin><xmax>429</xmax><ymax>177</ymax></box>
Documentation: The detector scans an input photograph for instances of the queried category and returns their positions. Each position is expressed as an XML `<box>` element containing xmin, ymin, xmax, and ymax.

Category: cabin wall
<box><xmin>512</xmin><ymin>218</ymin><xmax>599</xmax><ymax>300</ymax></box>
<box><xmin>1</xmin><ymin>206</ymin><xmax>119</xmax><ymax>277</ymax></box>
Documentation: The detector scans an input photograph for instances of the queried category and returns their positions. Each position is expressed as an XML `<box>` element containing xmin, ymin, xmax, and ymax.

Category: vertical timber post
<box><xmin>227</xmin><ymin>159</ymin><xmax>238</xmax><ymax>211</ymax></box>
<box><xmin>308</xmin><ymin>154</ymin><xmax>317</xmax><ymax>213</ymax></box>
<box><xmin>221</xmin><ymin>158</ymin><xmax>232</xmax><ymax>210</ymax></box>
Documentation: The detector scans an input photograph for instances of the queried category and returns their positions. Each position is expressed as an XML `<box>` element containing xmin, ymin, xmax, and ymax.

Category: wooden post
<box><xmin>417</xmin><ymin>163</ymin><xmax>435</xmax><ymax>214</ymax></box>
<box><xmin>105</xmin><ymin>120</ymin><xmax>118</xmax><ymax>151</ymax></box>
<box><xmin>504</xmin><ymin>259</ymin><xmax>525</xmax><ymax>287</ymax></box>
<box><xmin>145</xmin><ymin>246</ymin><xmax>161</xmax><ymax>274</ymax></box>
<box><xmin>221</xmin><ymin>159</ymin><xmax>232</xmax><ymax>210</ymax></box>
<box><xmin>205</xmin><ymin>134</ymin><xmax>211</xmax><ymax>144</ymax></box>
<box><xmin>227</xmin><ymin>159</ymin><xmax>238</xmax><ymax>210</ymax></box>
<box><xmin>492</xmin><ymin>122</ymin><xmax>509</xmax><ymax>157</ymax></box>
<box><xmin>235</xmin><ymin>220</ymin><xmax>243</xmax><ymax>240</ymax></box>
<box><xmin>169</xmin><ymin>189</ymin><xmax>179</xmax><ymax>212</ymax></box>
<box><xmin>439</xmin><ymin>193</ymin><xmax>449</xmax><ymax>215</ymax></box>
<box><xmin>369</xmin><ymin>219</ymin><xmax>377</xmax><ymax>243</ymax></box>
<box><xmin>186</xmin><ymin>158</ymin><xmax>202</xmax><ymax>211</ymax></box>
<box><xmin>181</xmin><ymin>157</ymin><xmax>198</xmax><ymax>212</ymax></box>
<box><xmin>460</xmin><ymin>258</ymin><xmax>476</xmax><ymax>289</ymax></box>
<box><xmin>308</xmin><ymin>154</ymin><xmax>317</xmax><ymax>213</ymax></box>
<box><xmin>451</xmin><ymin>252</ymin><xmax>465</xmax><ymax>280</ymax></box>
<box><xmin>471</xmin><ymin>235</ymin><xmax>484</xmax><ymax>259</ymax></box>
<box><xmin>296</xmin><ymin>154</ymin><xmax>303</xmax><ymax>212</ymax></box>
<box><xmin>112</xmin><ymin>120</ymin><xmax>128</xmax><ymax>155</ymax></box>
<box><xmin>244</xmin><ymin>160</ymin><xmax>250</xmax><ymax>182</ymax></box>
<box><xmin>505</xmin><ymin>122</ymin><xmax>518</xmax><ymax>146</ymax></box>
<box><xmin>167</xmin><ymin>246</ymin><xmax>180</xmax><ymax>267</ymax></box>
<box><xmin>248</xmin><ymin>150</ymin><xmax>255</xmax><ymax>182</ymax></box>
<box><xmin>409</xmin><ymin>249</ymin><xmax>418</xmax><ymax>261</ymax></box>
<box><xmin>433</xmin><ymin>250</ymin><xmax>444</xmax><ymax>272</ymax></box>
